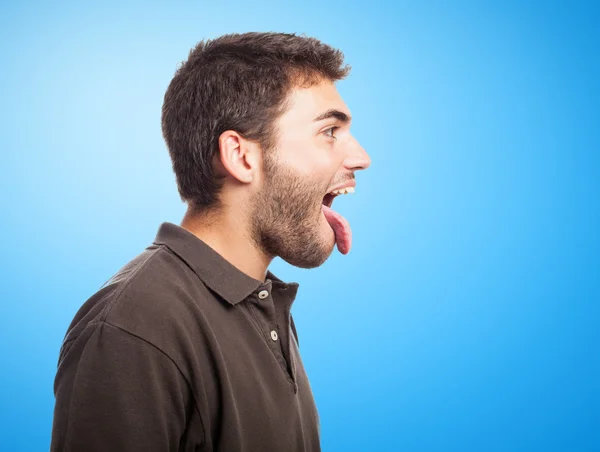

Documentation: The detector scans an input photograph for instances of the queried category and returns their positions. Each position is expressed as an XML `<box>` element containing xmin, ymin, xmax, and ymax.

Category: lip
<box><xmin>326</xmin><ymin>180</ymin><xmax>356</xmax><ymax>194</ymax></box>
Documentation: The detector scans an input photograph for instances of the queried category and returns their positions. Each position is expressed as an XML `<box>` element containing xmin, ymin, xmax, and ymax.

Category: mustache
<box><xmin>328</xmin><ymin>174</ymin><xmax>355</xmax><ymax>190</ymax></box>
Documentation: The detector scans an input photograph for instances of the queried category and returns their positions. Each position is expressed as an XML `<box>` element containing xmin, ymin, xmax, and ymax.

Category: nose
<box><xmin>343</xmin><ymin>137</ymin><xmax>371</xmax><ymax>171</ymax></box>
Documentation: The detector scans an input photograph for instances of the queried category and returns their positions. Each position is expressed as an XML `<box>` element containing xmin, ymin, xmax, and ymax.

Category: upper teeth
<box><xmin>331</xmin><ymin>187</ymin><xmax>355</xmax><ymax>195</ymax></box>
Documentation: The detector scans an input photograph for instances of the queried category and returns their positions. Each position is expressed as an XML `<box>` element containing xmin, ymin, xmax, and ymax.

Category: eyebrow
<box><xmin>313</xmin><ymin>109</ymin><xmax>352</xmax><ymax>124</ymax></box>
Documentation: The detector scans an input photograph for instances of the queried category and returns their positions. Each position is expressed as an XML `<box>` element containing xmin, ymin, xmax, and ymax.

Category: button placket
<box><xmin>244</xmin><ymin>283</ymin><xmax>296</xmax><ymax>388</ymax></box>
<box><xmin>257</xmin><ymin>291</ymin><xmax>281</xmax><ymax>345</ymax></box>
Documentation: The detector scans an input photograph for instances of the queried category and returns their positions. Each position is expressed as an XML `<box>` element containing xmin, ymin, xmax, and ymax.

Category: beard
<box><xmin>248</xmin><ymin>155</ymin><xmax>334</xmax><ymax>269</ymax></box>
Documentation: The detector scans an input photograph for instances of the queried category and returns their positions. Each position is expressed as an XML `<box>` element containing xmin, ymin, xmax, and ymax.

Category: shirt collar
<box><xmin>152</xmin><ymin>222</ymin><xmax>299</xmax><ymax>306</ymax></box>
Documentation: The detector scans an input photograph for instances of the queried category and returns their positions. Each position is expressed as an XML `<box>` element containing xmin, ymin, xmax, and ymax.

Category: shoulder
<box><xmin>104</xmin><ymin>244</ymin><xmax>212</xmax><ymax>344</ymax></box>
<box><xmin>64</xmin><ymin>244</ymin><xmax>213</xmax><ymax>364</ymax></box>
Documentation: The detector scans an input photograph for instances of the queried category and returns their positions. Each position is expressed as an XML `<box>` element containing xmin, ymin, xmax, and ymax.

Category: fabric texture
<box><xmin>51</xmin><ymin>222</ymin><xmax>321</xmax><ymax>452</ymax></box>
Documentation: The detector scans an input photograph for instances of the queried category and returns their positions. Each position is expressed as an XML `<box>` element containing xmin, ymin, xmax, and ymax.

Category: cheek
<box><xmin>278</xmin><ymin>136</ymin><xmax>336</xmax><ymax>175</ymax></box>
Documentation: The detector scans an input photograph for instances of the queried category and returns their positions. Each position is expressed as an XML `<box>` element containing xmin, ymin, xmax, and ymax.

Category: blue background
<box><xmin>1</xmin><ymin>1</ymin><xmax>598</xmax><ymax>451</ymax></box>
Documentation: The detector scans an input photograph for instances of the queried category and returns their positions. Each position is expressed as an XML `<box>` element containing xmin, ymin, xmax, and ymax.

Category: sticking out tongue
<box><xmin>321</xmin><ymin>204</ymin><xmax>352</xmax><ymax>254</ymax></box>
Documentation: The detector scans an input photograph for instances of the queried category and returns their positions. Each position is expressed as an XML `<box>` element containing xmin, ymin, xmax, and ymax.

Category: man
<box><xmin>51</xmin><ymin>32</ymin><xmax>370</xmax><ymax>452</ymax></box>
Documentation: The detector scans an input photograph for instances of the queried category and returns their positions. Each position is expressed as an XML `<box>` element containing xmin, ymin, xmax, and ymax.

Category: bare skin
<box><xmin>180</xmin><ymin>79</ymin><xmax>371</xmax><ymax>282</ymax></box>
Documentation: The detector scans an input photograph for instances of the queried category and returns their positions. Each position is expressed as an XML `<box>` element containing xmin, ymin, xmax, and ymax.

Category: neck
<box><xmin>179</xmin><ymin>205</ymin><xmax>273</xmax><ymax>282</ymax></box>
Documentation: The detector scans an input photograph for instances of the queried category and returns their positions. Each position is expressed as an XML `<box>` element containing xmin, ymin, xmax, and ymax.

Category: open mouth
<box><xmin>322</xmin><ymin>193</ymin><xmax>336</xmax><ymax>208</ymax></box>
<box><xmin>322</xmin><ymin>186</ymin><xmax>354</xmax><ymax>208</ymax></box>
<box><xmin>320</xmin><ymin>186</ymin><xmax>356</xmax><ymax>255</ymax></box>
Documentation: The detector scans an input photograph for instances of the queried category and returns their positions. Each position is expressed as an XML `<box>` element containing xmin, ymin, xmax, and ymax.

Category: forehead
<box><xmin>278</xmin><ymin>80</ymin><xmax>350</xmax><ymax>125</ymax></box>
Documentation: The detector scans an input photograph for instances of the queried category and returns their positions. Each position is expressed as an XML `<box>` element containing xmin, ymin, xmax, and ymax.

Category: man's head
<box><xmin>162</xmin><ymin>32</ymin><xmax>370</xmax><ymax>268</ymax></box>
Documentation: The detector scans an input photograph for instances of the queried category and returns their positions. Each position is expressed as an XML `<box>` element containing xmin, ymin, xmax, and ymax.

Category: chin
<box><xmin>279</xmin><ymin>237</ymin><xmax>333</xmax><ymax>269</ymax></box>
<box><xmin>281</xmin><ymin>253</ymin><xmax>330</xmax><ymax>269</ymax></box>
<box><xmin>261</xmin><ymin>211</ymin><xmax>335</xmax><ymax>269</ymax></box>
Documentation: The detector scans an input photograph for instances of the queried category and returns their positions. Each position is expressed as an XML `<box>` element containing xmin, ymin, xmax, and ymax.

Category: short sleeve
<box><xmin>51</xmin><ymin>321</ymin><xmax>199</xmax><ymax>451</ymax></box>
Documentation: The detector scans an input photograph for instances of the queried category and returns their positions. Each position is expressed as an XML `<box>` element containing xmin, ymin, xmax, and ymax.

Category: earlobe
<box><xmin>218</xmin><ymin>131</ymin><xmax>255</xmax><ymax>184</ymax></box>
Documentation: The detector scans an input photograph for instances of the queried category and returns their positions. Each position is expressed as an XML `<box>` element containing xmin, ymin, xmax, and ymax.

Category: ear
<box><xmin>217</xmin><ymin>130</ymin><xmax>261</xmax><ymax>184</ymax></box>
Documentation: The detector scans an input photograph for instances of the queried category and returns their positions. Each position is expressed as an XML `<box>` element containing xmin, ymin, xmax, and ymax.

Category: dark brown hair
<box><xmin>161</xmin><ymin>32</ymin><xmax>350</xmax><ymax>212</ymax></box>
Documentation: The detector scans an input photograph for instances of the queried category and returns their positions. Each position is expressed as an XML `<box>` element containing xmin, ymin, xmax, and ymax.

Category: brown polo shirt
<box><xmin>51</xmin><ymin>222</ymin><xmax>321</xmax><ymax>451</ymax></box>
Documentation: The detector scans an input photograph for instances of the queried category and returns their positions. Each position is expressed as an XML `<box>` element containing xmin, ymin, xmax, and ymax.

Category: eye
<box><xmin>324</xmin><ymin>126</ymin><xmax>339</xmax><ymax>140</ymax></box>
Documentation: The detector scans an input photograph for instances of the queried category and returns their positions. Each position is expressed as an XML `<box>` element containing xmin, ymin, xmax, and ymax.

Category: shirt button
<box><xmin>258</xmin><ymin>290</ymin><xmax>269</xmax><ymax>299</ymax></box>
<box><xmin>270</xmin><ymin>330</ymin><xmax>278</xmax><ymax>341</ymax></box>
